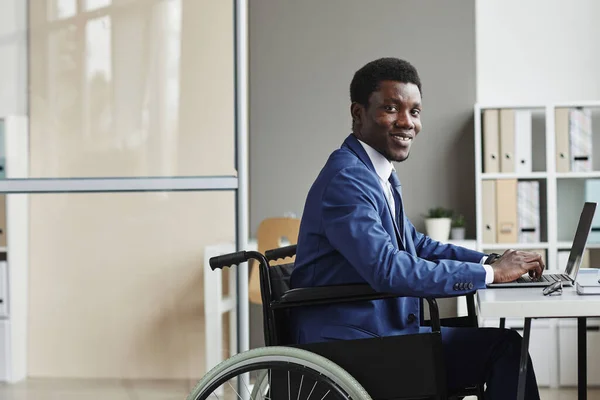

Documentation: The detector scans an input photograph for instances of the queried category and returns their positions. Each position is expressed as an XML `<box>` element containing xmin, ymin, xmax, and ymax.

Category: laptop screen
<box><xmin>565</xmin><ymin>202</ymin><xmax>597</xmax><ymax>280</ymax></box>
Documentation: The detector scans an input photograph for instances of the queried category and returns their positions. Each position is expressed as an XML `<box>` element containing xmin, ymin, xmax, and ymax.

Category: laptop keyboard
<box><xmin>516</xmin><ymin>274</ymin><xmax>570</xmax><ymax>283</ymax></box>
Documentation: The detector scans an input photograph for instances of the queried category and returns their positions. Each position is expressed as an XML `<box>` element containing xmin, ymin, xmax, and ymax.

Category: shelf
<box><xmin>476</xmin><ymin>103</ymin><xmax>546</xmax><ymax>110</ymax></box>
<box><xmin>481</xmin><ymin>242</ymin><xmax>549</xmax><ymax>250</ymax></box>
<box><xmin>481</xmin><ymin>172</ymin><xmax>547</xmax><ymax>180</ymax></box>
<box><xmin>553</xmin><ymin>100</ymin><xmax>600</xmax><ymax>108</ymax></box>
<box><xmin>556</xmin><ymin>172</ymin><xmax>600</xmax><ymax>179</ymax></box>
<box><xmin>557</xmin><ymin>241</ymin><xmax>600</xmax><ymax>249</ymax></box>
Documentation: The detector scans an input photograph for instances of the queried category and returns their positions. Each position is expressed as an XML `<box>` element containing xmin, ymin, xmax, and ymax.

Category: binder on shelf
<box><xmin>0</xmin><ymin>120</ymin><xmax>4</xmax><ymax>179</ymax></box>
<box><xmin>517</xmin><ymin>181</ymin><xmax>540</xmax><ymax>243</ymax></box>
<box><xmin>483</xmin><ymin>109</ymin><xmax>500</xmax><ymax>173</ymax></box>
<box><xmin>0</xmin><ymin>261</ymin><xmax>6</xmax><ymax>317</ymax></box>
<box><xmin>482</xmin><ymin>180</ymin><xmax>497</xmax><ymax>243</ymax></box>
<box><xmin>0</xmin><ymin>195</ymin><xmax>5</xmax><ymax>247</ymax></box>
<box><xmin>569</xmin><ymin>108</ymin><xmax>592</xmax><ymax>172</ymax></box>
<box><xmin>496</xmin><ymin>179</ymin><xmax>518</xmax><ymax>243</ymax></box>
<box><xmin>555</xmin><ymin>108</ymin><xmax>571</xmax><ymax>173</ymax></box>
<box><xmin>499</xmin><ymin>109</ymin><xmax>516</xmax><ymax>173</ymax></box>
<box><xmin>585</xmin><ymin>179</ymin><xmax>600</xmax><ymax>242</ymax></box>
<box><xmin>514</xmin><ymin>110</ymin><xmax>532</xmax><ymax>173</ymax></box>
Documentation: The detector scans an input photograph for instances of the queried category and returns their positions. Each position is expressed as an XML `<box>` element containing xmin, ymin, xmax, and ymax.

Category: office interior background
<box><xmin>0</xmin><ymin>0</ymin><xmax>599</xmax><ymax>399</ymax></box>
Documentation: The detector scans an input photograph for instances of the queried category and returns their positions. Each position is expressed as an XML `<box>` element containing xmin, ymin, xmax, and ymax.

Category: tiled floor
<box><xmin>0</xmin><ymin>378</ymin><xmax>195</xmax><ymax>400</ymax></box>
<box><xmin>0</xmin><ymin>379</ymin><xmax>599</xmax><ymax>399</ymax></box>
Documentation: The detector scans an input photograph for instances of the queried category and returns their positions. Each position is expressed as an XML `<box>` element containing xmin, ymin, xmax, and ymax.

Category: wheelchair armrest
<box><xmin>274</xmin><ymin>284</ymin><xmax>443</xmax><ymax>332</ymax></box>
<box><xmin>277</xmin><ymin>284</ymin><xmax>386</xmax><ymax>304</ymax></box>
<box><xmin>420</xmin><ymin>292</ymin><xmax>479</xmax><ymax>328</ymax></box>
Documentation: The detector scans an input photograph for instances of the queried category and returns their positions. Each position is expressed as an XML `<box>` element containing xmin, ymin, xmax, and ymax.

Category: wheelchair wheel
<box><xmin>187</xmin><ymin>346</ymin><xmax>371</xmax><ymax>400</ymax></box>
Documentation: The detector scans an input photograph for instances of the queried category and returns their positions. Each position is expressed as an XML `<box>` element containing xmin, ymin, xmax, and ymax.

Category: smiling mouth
<box><xmin>390</xmin><ymin>134</ymin><xmax>413</xmax><ymax>143</ymax></box>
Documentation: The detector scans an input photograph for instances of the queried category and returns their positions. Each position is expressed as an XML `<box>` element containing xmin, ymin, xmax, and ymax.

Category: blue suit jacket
<box><xmin>290</xmin><ymin>134</ymin><xmax>487</xmax><ymax>344</ymax></box>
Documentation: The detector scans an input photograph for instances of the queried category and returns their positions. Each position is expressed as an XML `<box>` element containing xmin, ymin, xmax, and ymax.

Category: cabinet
<box><xmin>471</xmin><ymin>101</ymin><xmax>600</xmax><ymax>387</ymax></box>
<box><xmin>0</xmin><ymin>116</ymin><xmax>29</xmax><ymax>382</ymax></box>
<box><xmin>557</xmin><ymin>318</ymin><xmax>600</xmax><ymax>386</ymax></box>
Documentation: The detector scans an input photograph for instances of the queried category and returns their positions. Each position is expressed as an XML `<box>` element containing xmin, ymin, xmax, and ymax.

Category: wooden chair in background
<box><xmin>249</xmin><ymin>217</ymin><xmax>300</xmax><ymax>304</ymax></box>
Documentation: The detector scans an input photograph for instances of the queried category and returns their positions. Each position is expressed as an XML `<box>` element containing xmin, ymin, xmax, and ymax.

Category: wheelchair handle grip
<box><xmin>209</xmin><ymin>251</ymin><xmax>248</xmax><ymax>270</ymax></box>
<box><xmin>265</xmin><ymin>244</ymin><xmax>297</xmax><ymax>262</ymax></box>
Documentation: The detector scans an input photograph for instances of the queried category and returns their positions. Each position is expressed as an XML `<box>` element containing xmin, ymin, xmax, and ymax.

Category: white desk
<box><xmin>477</xmin><ymin>274</ymin><xmax>600</xmax><ymax>400</ymax></box>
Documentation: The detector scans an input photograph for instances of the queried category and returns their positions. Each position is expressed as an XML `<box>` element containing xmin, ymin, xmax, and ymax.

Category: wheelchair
<box><xmin>187</xmin><ymin>245</ymin><xmax>484</xmax><ymax>400</ymax></box>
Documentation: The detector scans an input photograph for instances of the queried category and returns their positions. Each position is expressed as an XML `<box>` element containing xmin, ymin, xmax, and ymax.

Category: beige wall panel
<box><xmin>28</xmin><ymin>192</ymin><xmax>235</xmax><ymax>379</ymax></box>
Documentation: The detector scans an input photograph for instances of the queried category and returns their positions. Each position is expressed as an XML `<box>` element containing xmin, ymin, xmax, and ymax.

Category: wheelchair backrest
<box><xmin>267</xmin><ymin>262</ymin><xmax>294</xmax><ymax>301</ymax></box>
<box><xmin>260</xmin><ymin>262</ymin><xmax>295</xmax><ymax>346</ymax></box>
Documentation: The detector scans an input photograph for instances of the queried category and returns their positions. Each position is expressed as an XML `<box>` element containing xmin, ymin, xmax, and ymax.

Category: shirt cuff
<box><xmin>482</xmin><ymin>264</ymin><xmax>494</xmax><ymax>284</ymax></box>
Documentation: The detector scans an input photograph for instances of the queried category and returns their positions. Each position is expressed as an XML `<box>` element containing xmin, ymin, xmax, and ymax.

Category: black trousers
<box><xmin>420</xmin><ymin>326</ymin><xmax>540</xmax><ymax>400</ymax></box>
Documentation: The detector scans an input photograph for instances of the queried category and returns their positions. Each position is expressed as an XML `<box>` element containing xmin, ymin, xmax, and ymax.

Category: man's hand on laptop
<box><xmin>490</xmin><ymin>249</ymin><xmax>546</xmax><ymax>283</ymax></box>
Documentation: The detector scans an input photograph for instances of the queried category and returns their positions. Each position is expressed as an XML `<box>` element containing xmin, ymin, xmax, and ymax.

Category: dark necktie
<box><xmin>388</xmin><ymin>170</ymin><xmax>405</xmax><ymax>244</ymax></box>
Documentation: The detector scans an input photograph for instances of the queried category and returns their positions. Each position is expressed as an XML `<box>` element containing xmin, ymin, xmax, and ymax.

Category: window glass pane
<box><xmin>16</xmin><ymin>191</ymin><xmax>235</xmax><ymax>392</ymax></box>
<box><xmin>84</xmin><ymin>0</ymin><xmax>112</xmax><ymax>11</ymax></box>
<box><xmin>49</xmin><ymin>0</ymin><xmax>76</xmax><ymax>20</ymax></box>
<box><xmin>84</xmin><ymin>16</ymin><xmax>113</xmax><ymax>148</ymax></box>
<box><xmin>29</xmin><ymin>0</ymin><xmax>236</xmax><ymax>178</ymax></box>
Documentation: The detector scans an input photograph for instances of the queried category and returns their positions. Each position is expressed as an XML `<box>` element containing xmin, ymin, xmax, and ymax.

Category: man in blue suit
<box><xmin>290</xmin><ymin>57</ymin><xmax>544</xmax><ymax>399</ymax></box>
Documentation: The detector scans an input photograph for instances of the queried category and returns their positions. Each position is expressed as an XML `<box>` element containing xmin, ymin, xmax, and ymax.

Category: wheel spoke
<box><xmin>227</xmin><ymin>380</ymin><xmax>244</xmax><ymax>400</ymax></box>
<box><xmin>296</xmin><ymin>375</ymin><xmax>304</xmax><ymax>400</ymax></box>
<box><xmin>319</xmin><ymin>390</ymin><xmax>331</xmax><ymax>400</ymax></box>
<box><xmin>240</xmin><ymin>373</ymin><xmax>252</xmax><ymax>398</ymax></box>
<box><xmin>306</xmin><ymin>381</ymin><xmax>318</xmax><ymax>400</ymax></box>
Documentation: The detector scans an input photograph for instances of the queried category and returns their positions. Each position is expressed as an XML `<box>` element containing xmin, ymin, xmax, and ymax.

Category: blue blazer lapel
<box><xmin>343</xmin><ymin>134</ymin><xmax>405</xmax><ymax>248</ymax></box>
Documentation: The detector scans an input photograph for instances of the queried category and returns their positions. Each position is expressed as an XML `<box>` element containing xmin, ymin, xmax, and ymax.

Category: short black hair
<box><xmin>350</xmin><ymin>57</ymin><xmax>422</xmax><ymax>107</ymax></box>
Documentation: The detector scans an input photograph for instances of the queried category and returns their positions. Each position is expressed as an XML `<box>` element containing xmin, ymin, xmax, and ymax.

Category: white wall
<box><xmin>0</xmin><ymin>0</ymin><xmax>27</xmax><ymax>116</ymax></box>
<box><xmin>477</xmin><ymin>0</ymin><xmax>600</xmax><ymax>104</ymax></box>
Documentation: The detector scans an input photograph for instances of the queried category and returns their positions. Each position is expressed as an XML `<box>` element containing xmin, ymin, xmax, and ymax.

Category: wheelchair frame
<box><xmin>202</xmin><ymin>245</ymin><xmax>483</xmax><ymax>400</ymax></box>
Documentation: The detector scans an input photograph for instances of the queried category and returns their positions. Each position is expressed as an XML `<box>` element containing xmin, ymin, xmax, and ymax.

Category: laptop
<box><xmin>487</xmin><ymin>201</ymin><xmax>597</xmax><ymax>288</ymax></box>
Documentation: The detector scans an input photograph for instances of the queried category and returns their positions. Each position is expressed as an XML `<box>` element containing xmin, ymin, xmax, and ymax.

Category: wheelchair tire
<box><xmin>187</xmin><ymin>346</ymin><xmax>372</xmax><ymax>400</ymax></box>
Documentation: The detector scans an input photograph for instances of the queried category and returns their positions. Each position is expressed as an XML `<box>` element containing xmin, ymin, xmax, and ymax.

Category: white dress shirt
<box><xmin>357</xmin><ymin>139</ymin><xmax>494</xmax><ymax>284</ymax></box>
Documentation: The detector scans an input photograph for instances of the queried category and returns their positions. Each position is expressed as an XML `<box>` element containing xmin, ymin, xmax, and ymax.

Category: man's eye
<box><xmin>411</xmin><ymin>109</ymin><xmax>421</xmax><ymax>116</ymax></box>
<box><xmin>384</xmin><ymin>105</ymin><xmax>398</xmax><ymax>112</ymax></box>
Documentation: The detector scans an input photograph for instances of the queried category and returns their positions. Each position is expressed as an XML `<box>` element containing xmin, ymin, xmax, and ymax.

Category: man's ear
<box><xmin>350</xmin><ymin>102</ymin><xmax>363</xmax><ymax>129</ymax></box>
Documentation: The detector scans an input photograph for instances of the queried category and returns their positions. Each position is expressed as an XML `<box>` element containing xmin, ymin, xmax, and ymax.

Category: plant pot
<box><xmin>450</xmin><ymin>227</ymin><xmax>466</xmax><ymax>240</ymax></box>
<box><xmin>425</xmin><ymin>218</ymin><xmax>452</xmax><ymax>242</ymax></box>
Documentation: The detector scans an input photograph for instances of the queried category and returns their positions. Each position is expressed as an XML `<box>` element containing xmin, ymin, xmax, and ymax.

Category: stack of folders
<box><xmin>483</xmin><ymin>109</ymin><xmax>533</xmax><ymax>174</ymax></box>
<box><xmin>481</xmin><ymin>108</ymin><xmax>546</xmax><ymax>245</ymax></box>
<box><xmin>575</xmin><ymin>270</ymin><xmax>600</xmax><ymax>295</ymax></box>
<box><xmin>0</xmin><ymin>120</ymin><xmax>5</xmax><ymax>179</ymax></box>
<box><xmin>555</xmin><ymin>107</ymin><xmax>593</xmax><ymax>173</ymax></box>
<box><xmin>482</xmin><ymin>179</ymin><xmax>540</xmax><ymax>244</ymax></box>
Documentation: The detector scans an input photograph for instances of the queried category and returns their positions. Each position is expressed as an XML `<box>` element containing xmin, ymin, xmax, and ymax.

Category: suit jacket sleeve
<box><xmin>322</xmin><ymin>166</ymin><xmax>486</xmax><ymax>297</ymax></box>
<box><xmin>407</xmin><ymin>218</ymin><xmax>486</xmax><ymax>263</ymax></box>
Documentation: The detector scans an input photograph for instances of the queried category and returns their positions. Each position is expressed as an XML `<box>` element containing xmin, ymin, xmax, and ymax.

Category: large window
<box><xmin>0</xmin><ymin>0</ymin><xmax>243</xmax><ymax>386</ymax></box>
<box><xmin>29</xmin><ymin>0</ymin><xmax>235</xmax><ymax>178</ymax></box>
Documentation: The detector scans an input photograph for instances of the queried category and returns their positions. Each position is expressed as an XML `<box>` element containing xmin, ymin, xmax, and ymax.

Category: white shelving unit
<box><xmin>0</xmin><ymin>116</ymin><xmax>29</xmax><ymax>382</ymax></box>
<box><xmin>470</xmin><ymin>100</ymin><xmax>600</xmax><ymax>388</ymax></box>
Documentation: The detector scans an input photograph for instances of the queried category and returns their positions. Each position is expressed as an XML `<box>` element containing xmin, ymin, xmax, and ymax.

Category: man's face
<box><xmin>352</xmin><ymin>80</ymin><xmax>422</xmax><ymax>162</ymax></box>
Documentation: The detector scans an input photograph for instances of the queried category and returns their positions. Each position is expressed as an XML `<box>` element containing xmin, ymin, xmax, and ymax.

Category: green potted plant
<box><xmin>451</xmin><ymin>213</ymin><xmax>466</xmax><ymax>240</ymax></box>
<box><xmin>423</xmin><ymin>207</ymin><xmax>453</xmax><ymax>242</ymax></box>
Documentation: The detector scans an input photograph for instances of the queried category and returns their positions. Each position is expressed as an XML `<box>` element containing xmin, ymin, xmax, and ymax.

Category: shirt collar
<box><xmin>357</xmin><ymin>139</ymin><xmax>394</xmax><ymax>182</ymax></box>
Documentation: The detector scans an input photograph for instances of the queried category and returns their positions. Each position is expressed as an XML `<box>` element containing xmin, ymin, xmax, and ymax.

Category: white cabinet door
<box><xmin>558</xmin><ymin>318</ymin><xmax>600</xmax><ymax>386</ymax></box>
<box><xmin>0</xmin><ymin>320</ymin><xmax>8</xmax><ymax>381</ymax></box>
<box><xmin>0</xmin><ymin>262</ymin><xmax>7</xmax><ymax>317</ymax></box>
